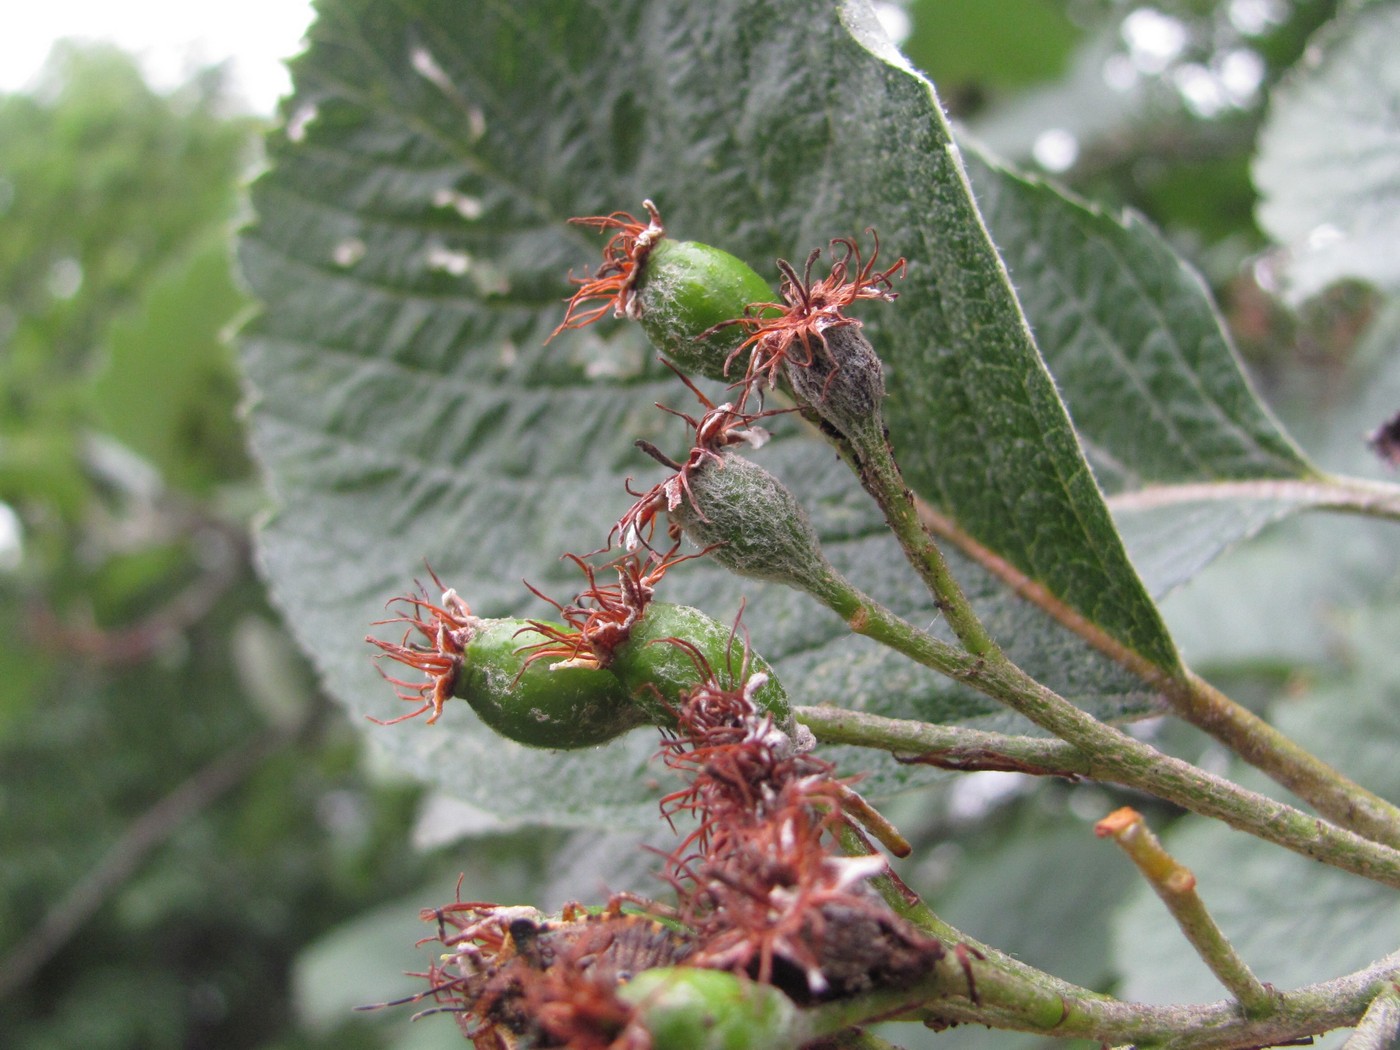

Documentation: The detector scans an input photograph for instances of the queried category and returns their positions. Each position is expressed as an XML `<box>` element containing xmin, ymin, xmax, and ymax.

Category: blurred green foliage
<box><xmin>0</xmin><ymin>43</ymin><xmax>445</xmax><ymax>1050</ymax></box>
<box><xmin>2</xmin><ymin>2</ymin><xmax>1392</xmax><ymax>1048</ymax></box>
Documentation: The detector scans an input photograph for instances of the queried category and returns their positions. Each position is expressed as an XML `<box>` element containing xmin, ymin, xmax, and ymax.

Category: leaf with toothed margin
<box><xmin>960</xmin><ymin>150</ymin><xmax>1327</xmax><ymax>599</ymax></box>
<box><xmin>237</xmin><ymin>0</ymin><xmax>1180</xmax><ymax>824</ymax></box>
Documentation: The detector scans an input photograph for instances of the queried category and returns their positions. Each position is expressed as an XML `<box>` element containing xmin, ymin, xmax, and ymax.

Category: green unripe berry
<box><xmin>609</xmin><ymin>602</ymin><xmax>791</xmax><ymax>729</ymax></box>
<box><xmin>460</xmin><ymin>619</ymin><xmax>646</xmax><ymax>749</ymax></box>
<box><xmin>621</xmin><ymin>968</ymin><xmax>808</xmax><ymax>1050</ymax></box>
<box><xmin>635</xmin><ymin>239</ymin><xmax>776</xmax><ymax>382</ymax></box>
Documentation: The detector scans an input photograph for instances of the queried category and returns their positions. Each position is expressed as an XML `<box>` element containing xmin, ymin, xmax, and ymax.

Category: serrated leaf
<box><xmin>1159</xmin><ymin>305</ymin><xmax>1400</xmax><ymax>671</ymax></box>
<box><xmin>968</xmin><ymin>156</ymin><xmax>1310</xmax><ymax>492</ymax></box>
<box><xmin>238</xmin><ymin>0</ymin><xmax>1175</xmax><ymax>822</ymax></box>
<box><xmin>963</xmin><ymin>152</ymin><xmax>1321</xmax><ymax>598</ymax></box>
<box><xmin>1255</xmin><ymin>2</ymin><xmax>1400</xmax><ymax>301</ymax></box>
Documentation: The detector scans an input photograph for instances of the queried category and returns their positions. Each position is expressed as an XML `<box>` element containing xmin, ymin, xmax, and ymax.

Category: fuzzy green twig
<box><xmin>1170</xmin><ymin>670</ymin><xmax>1400</xmax><ymax>850</ymax></box>
<box><xmin>1095</xmin><ymin>807</ymin><xmax>1275</xmax><ymax>1017</ymax></box>
<box><xmin>794</xmin><ymin>697</ymin><xmax>1400</xmax><ymax>890</ymax></box>
<box><xmin>798</xmin><ymin>704</ymin><xmax>1089</xmax><ymax>779</ymax></box>
<box><xmin>913</xmin><ymin>485</ymin><xmax>1400</xmax><ymax>850</ymax></box>
<box><xmin>1341</xmin><ymin>982</ymin><xmax>1400</xmax><ymax>1050</ymax></box>
<box><xmin>797</xmin><ymin>944</ymin><xmax>1400</xmax><ymax>1050</ymax></box>
<box><xmin>809</xmin><ymin>393</ymin><xmax>1400</xmax><ymax>850</ymax></box>
<box><xmin>838</xmin><ymin>421</ymin><xmax>997</xmax><ymax>658</ymax></box>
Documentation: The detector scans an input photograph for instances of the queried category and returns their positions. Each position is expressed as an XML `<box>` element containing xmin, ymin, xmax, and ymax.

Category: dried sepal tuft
<box><xmin>549</xmin><ymin>200</ymin><xmax>666</xmax><ymax>338</ymax></box>
<box><xmin>614</xmin><ymin>371</ymin><xmax>789</xmax><ymax>553</ymax></box>
<box><xmin>520</xmin><ymin>545</ymin><xmax>699</xmax><ymax>669</ymax></box>
<box><xmin>716</xmin><ymin>230</ymin><xmax>904</xmax><ymax>392</ymax></box>
<box><xmin>656</xmin><ymin>647</ymin><xmax>942</xmax><ymax>1003</ymax></box>
<box><xmin>365</xmin><ymin>568</ymin><xmax>478</xmax><ymax>724</ymax></box>
<box><xmin>384</xmin><ymin>896</ymin><xmax>691</xmax><ymax>1049</ymax></box>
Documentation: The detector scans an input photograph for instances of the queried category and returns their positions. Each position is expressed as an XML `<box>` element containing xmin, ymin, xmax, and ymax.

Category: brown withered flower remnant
<box><xmin>365</xmin><ymin>568</ymin><xmax>475</xmax><ymax>725</ymax></box>
<box><xmin>656</xmin><ymin>635</ymin><xmax>946</xmax><ymax>1003</ymax></box>
<box><xmin>520</xmin><ymin>545</ymin><xmax>697</xmax><ymax>670</ymax></box>
<box><xmin>371</xmin><ymin>895</ymin><xmax>690</xmax><ymax>1050</ymax></box>
<box><xmin>616</xmin><ymin>367</ymin><xmax>787</xmax><ymax>552</ymax></box>
<box><xmin>716</xmin><ymin>231</ymin><xmax>904</xmax><ymax>390</ymax></box>
<box><xmin>548</xmin><ymin>200</ymin><xmax>665</xmax><ymax>339</ymax></box>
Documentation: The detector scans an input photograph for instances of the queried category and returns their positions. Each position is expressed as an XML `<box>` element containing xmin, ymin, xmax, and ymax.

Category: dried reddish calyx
<box><xmin>395</xmin><ymin>897</ymin><xmax>692</xmax><ymax>1049</ymax></box>
<box><xmin>722</xmin><ymin>232</ymin><xmax>905</xmax><ymax>447</ymax></box>
<box><xmin>522</xmin><ymin>547</ymin><xmax>693</xmax><ymax>670</ymax></box>
<box><xmin>390</xmin><ymin>896</ymin><xmax>808</xmax><ymax>1050</ymax></box>
<box><xmin>656</xmin><ymin>632</ymin><xmax>815</xmax><ymax>858</ymax></box>
<box><xmin>616</xmin><ymin>370</ymin><xmax>787</xmax><ymax>553</ymax></box>
<box><xmin>365</xmin><ymin>572</ymin><xmax>477</xmax><ymax>725</ymax></box>
<box><xmin>550</xmin><ymin>200</ymin><xmax>666</xmax><ymax>336</ymax></box>
<box><xmin>550</xmin><ymin>200</ymin><xmax>908</xmax><ymax>413</ymax></box>
<box><xmin>657</xmin><ymin>650</ymin><xmax>941</xmax><ymax>1003</ymax></box>
<box><xmin>549</xmin><ymin>200</ymin><xmax>778</xmax><ymax>382</ymax></box>
<box><xmin>721</xmin><ymin>231</ymin><xmax>904</xmax><ymax>392</ymax></box>
<box><xmin>604</xmin><ymin>379</ymin><xmax>839</xmax><ymax>602</ymax></box>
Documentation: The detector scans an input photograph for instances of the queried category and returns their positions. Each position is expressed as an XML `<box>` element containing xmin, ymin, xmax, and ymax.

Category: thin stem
<box><xmin>1341</xmin><ymin>982</ymin><xmax>1400</xmax><ymax>1050</ymax></box>
<box><xmin>1171</xmin><ymin>670</ymin><xmax>1400</xmax><ymax>850</ymax></box>
<box><xmin>801</xmin><ymin>950</ymin><xmax>1400</xmax><ymax>1050</ymax></box>
<box><xmin>814</xmin><ymin>426</ymin><xmax>1379</xmax><ymax>864</ymax></box>
<box><xmin>797</xmin><ymin>704</ymin><xmax>1090</xmax><ymax>779</ymax></box>
<box><xmin>1104</xmin><ymin>474</ymin><xmax>1400</xmax><ymax>523</ymax></box>
<box><xmin>838</xmin><ymin>422</ymin><xmax>996</xmax><ymax>657</ymax></box>
<box><xmin>835</xmin><ymin>783</ymin><xmax>912</xmax><ymax>857</ymax></box>
<box><xmin>1095</xmin><ymin>807</ymin><xmax>1275</xmax><ymax>1017</ymax></box>
<box><xmin>913</xmin><ymin>491</ymin><xmax>1400</xmax><ymax>849</ymax></box>
<box><xmin>795</xmin><ymin>684</ymin><xmax>1400</xmax><ymax>890</ymax></box>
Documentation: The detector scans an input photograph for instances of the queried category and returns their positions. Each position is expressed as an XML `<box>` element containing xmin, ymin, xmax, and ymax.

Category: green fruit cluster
<box><xmin>449</xmin><ymin>604</ymin><xmax>791</xmax><ymax>749</ymax></box>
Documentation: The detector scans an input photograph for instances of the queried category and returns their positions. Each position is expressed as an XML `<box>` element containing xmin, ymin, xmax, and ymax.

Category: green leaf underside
<box><xmin>240</xmin><ymin>0</ymin><xmax>1172</xmax><ymax>821</ymax></box>
<box><xmin>967</xmin><ymin>154</ymin><xmax>1310</xmax><ymax>492</ymax></box>
<box><xmin>962</xmin><ymin>152</ymin><xmax>1318</xmax><ymax>598</ymax></box>
<box><xmin>1159</xmin><ymin>306</ymin><xmax>1400</xmax><ymax>668</ymax></box>
<box><xmin>1254</xmin><ymin>3</ymin><xmax>1400</xmax><ymax>300</ymax></box>
<box><xmin>1111</xmin><ymin>497</ymin><xmax>1304</xmax><ymax>600</ymax></box>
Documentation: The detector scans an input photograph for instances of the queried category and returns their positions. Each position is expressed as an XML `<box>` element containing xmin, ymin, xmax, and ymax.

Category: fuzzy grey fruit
<box><xmin>672</xmin><ymin>451</ymin><xmax>836</xmax><ymax>596</ymax></box>
<box><xmin>785</xmin><ymin>323</ymin><xmax>887</xmax><ymax>445</ymax></box>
